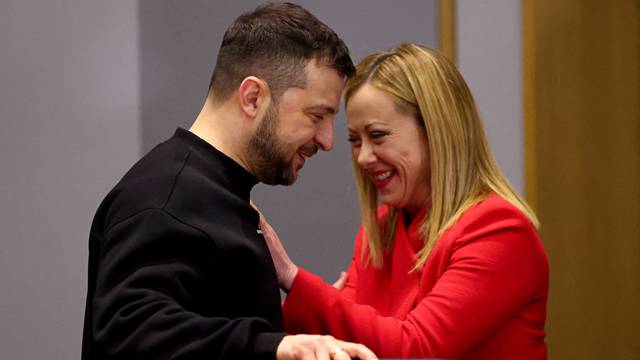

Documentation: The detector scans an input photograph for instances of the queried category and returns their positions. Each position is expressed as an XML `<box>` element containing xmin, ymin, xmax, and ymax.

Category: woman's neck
<box><xmin>402</xmin><ymin>207</ymin><xmax>419</xmax><ymax>227</ymax></box>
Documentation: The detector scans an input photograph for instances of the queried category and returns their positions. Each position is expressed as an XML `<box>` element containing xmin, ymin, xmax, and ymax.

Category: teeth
<box><xmin>373</xmin><ymin>171</ymin><xmax>393</xmax><ymax>181</ymax></box>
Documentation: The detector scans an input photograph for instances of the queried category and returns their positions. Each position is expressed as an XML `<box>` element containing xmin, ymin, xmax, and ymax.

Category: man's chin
<box><xmin>254</xmin><ymin>157</ymin><xmax>300</xmax><ymax>186</ymax></box>
<box><xmin>280</xmin><ymin>171</ymin><xmax>298</xmax><ymax>186</ymax></box>
<box><xmin>279</xmin><ymin>164</ymin><xmax>301</xmax><ymax>186</ymax></box>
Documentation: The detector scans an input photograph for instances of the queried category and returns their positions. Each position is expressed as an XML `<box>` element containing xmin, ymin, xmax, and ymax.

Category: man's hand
<box><xmin>277</xmin><ymin>334</ymin><xmax>377</xmax><ymax>360</ymax></box>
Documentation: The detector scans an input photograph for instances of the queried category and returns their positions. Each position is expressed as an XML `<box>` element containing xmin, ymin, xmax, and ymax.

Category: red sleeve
<box><xmin>282</xmin><ymin>205</ymin><xmax>548</xmax><ymax>359</ymax></box>
<box><xmin>335</xmin><ymin>227</ymin><xmax>363</xmax><ymax>301</ymax></box>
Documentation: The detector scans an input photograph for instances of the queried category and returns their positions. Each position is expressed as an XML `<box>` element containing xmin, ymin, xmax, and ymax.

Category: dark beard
<box><xmin>246</xmin><ymin>104</ymin><xmax>296</xmax><ymax>185</ymax></box>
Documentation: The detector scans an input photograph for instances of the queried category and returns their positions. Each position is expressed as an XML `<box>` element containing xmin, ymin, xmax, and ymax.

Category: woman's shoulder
<box><xmin>441</xmin><ymin>193</ymin><xmax>544</xmax><ymax>257</ymax></box>
<box><xmin>449</xmin><ymin>194</ymin><xmax>546</xmax><ymax>262</ymax></box>
<box><xmin>456</xmin><ymin>193</ymin><xmax>534</xmax><ymax>232</ymax></box>
<box><xmin>449</xmin><ymin>194</ymin><xmax>549</xmax><ymax>293</ymax></box>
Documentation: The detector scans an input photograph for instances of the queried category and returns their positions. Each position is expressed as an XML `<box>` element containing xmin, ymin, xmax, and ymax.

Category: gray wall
<box><xmin>458</xmin><ymin>0</ymin><xmax>524</xmax><ymax>194</ymax></box>
<box><xmin>0</xmin><ymin>1</ymin><xmax>141</xmax><ymax>359</ymax></box>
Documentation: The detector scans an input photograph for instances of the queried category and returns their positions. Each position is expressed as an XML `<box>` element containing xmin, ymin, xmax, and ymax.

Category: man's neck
<box><xmin>189</xmin><ymin>97</ymin><xmax>252</xmax><ymax>173</ymax></box>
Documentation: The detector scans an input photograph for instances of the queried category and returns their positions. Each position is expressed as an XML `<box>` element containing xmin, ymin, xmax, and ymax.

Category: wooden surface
<box><xmin>438</xmin><ymin>0</ymin><xmax>456</xmax><ymax>63</ymax></box>
<box><xmin>523</xmin><ymin>0</ymin><xmax>640</xmax><ymax>358</ymax></box>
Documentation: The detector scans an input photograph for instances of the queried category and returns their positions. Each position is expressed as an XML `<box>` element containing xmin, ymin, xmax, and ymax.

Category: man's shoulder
<box><xmin>94</xmin><ymin>139</ymin><xmax>196</xmax><ymax>231</ymax></box>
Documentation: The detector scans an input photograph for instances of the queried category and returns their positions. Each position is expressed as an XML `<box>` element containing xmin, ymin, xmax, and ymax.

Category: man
<box><xmin>82</xmin><ymin>3</ymin><xmax>376</xmax><ymax>360</ymax></box>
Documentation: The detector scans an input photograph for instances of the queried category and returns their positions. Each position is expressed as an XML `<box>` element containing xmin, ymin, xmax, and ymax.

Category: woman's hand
<box><xmin>332</xmin><ymin>271</ymin><xmax>348</xmax><ymax>290</ymax></box>
<box><xmin>252</xmin><ymin>201</ymin><xmax>299</xmax><ymax>291</ymax></box>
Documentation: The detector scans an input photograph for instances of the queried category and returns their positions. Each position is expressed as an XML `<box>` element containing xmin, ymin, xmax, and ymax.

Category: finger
<box><xmin>297</xmin><ymin>342</ymin><xmax>315</xmax><ymax>360</ymax></box>
<box><xmin>332</xmin><ymin>271</ymin><xmax>348</xmax><ymax>289</ymax></box>
<box><xmin>324</xmin><ymin>343</ymin><xmax>346</xmax><ymax>360</ymax></box>
<box><xmin>260</xmin><ymin>217</ymin><xmax>274</xmax><ymax>233</ymax></box>
<box><xmin>250</xmin><ymin>200</ymin><xmax>269</xmax><ymax>223</ymax></box>
<box><xmin>337</xmin><ymin>340</ymin><xmax>377</xmax><ymax>360</ymax></box>
<box><xmin>333</xmin><ymin>348</ymin><xmax>351</xmax><ymax>360</ymax></box>
<box><xmin>314</xmin><ymin>346</ymin><xmax>331</xmax><ymax>360</ymax></box>
<box><xmin>257</xmin><ymin>212</ymin><xmax>274</xmax><ymax>233</ymax></box>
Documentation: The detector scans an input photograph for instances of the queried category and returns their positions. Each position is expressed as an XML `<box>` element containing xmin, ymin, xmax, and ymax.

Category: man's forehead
<box><xmin>305</xmin><ymin>58</ymin><xmax>344</xmax><ymax>83</ymax></box>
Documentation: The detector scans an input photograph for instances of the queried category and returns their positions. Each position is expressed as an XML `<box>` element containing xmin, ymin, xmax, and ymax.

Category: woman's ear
<box><xmin>238</xmin><ymin>76</ymin><xmax>271</xmax><ymax>119</ymax></box>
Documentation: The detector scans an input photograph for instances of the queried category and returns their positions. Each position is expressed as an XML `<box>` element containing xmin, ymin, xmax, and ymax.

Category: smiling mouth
<box><xmin>372</xmin><ymin>170</ymin><xmax>393</xmax><ymax>181</ymax></box>
<box><xmin>299</xmin><ymin>147</ymin><xmax>318</xmax><ymax>158</ymax></box>
<box><xmin>294</xmin><ymin>152</ymin><xmax>307</xmax><ymax>170</ymax></box>
<box><xmin>369</xmin><ymin>170</ymin><xmax>396</xmax><ymax>189</ymax></box>
<box><xmin>297</xmin><ymin>151</ymin><xmax>310</xmax><ymax>162</ymax></box>
<box><xmin>298</xmin><ymin>151</ymin><xmax>312</xmax><ymax>159</ymax></box>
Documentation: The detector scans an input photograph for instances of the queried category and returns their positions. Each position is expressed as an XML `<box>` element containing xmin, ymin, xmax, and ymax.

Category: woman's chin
<box><xmin>379</xmin><ymin>196</ymin><xmax>401</xmax><ymax>209</ymax></box>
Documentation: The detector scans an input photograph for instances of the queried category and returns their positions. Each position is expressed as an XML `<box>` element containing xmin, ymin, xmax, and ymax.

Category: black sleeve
<box><xmin>90</xmin><ymin>208</ymin><xmax>284</xmax><ymax>359</ymax></box>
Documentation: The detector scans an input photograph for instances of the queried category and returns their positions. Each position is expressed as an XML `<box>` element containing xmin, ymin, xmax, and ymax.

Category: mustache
<box><xmin>299</xmin><ymin>143</ymin><xmax>318</xmax><ymax>157</ymax></box>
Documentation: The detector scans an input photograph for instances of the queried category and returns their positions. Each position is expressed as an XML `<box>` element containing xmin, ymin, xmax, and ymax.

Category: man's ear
<box><xmin>238</xmin><ymin>76</ymin><xmax>271</xmax><ymax>119</ymax></box>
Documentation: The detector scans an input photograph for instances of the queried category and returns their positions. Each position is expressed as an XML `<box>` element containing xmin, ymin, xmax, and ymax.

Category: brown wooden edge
<box><xmin>438</xmin><ymin>0</ymin><xmax>456</xmax><ymax>64</ymax></box>
<box><xmin>522</xmin><ymin>0</ymin><xmax>537</xmax><ymax>210</ymax></box>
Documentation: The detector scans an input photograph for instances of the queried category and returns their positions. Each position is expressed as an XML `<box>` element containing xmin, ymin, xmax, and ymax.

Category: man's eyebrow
<box><xmin>307</xmin><ymin>105</ymin><xmax>337</xmax><ymax>115</ymax></box>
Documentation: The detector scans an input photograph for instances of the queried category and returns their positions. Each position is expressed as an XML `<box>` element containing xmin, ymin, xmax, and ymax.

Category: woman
<box><xmin>261</xmin><ymin>44</ymin><xmax>548</xmax><ymax>359</ymax></box>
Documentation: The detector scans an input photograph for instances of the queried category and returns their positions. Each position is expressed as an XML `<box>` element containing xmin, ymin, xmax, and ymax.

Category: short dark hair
<box><xmin>209</xmin><ymin>2</ymin><xmax>354</xmax><ymax>103</ymax></box>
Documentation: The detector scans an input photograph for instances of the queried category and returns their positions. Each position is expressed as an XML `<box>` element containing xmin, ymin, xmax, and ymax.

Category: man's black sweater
<box><xmin>82</xmin><ymin>128</ymin><xmax>284</xmax><ymax>359</ymax></box>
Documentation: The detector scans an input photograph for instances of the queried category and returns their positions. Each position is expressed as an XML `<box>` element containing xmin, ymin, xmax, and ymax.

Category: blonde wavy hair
<box><xmin>345</xmin><ymin>44</ymin><xmax>539</xmax><ymax>269</ymax></box>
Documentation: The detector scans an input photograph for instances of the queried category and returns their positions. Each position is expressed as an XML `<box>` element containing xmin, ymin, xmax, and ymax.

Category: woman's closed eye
<box><xmin>369</xmin><ymin>130</ymin><xmax>388</xmax><ymax>139</ymax></box>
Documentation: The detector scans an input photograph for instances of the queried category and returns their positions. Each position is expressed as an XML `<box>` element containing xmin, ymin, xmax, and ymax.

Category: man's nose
<box><xmin>314</xmin><ymin>118</ymin><xmax>334</xmax><ymax>151</ymax></box>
